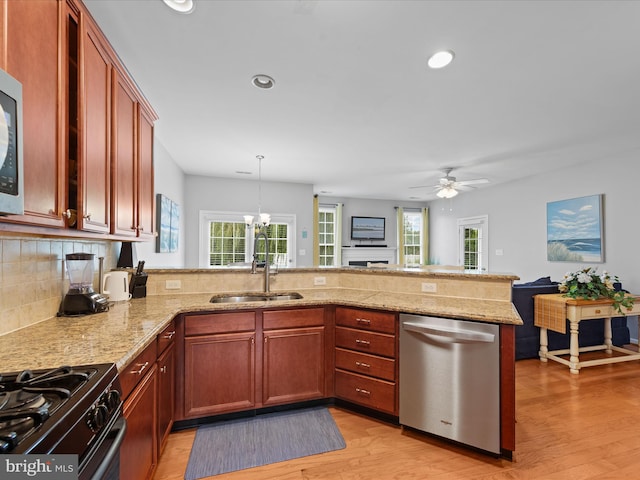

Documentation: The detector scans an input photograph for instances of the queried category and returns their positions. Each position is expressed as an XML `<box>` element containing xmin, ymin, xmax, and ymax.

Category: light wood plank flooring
<box><xmin>154</xmin><ymin>356</ymin><xmax>640</xmax><ymax>479</ymax></box>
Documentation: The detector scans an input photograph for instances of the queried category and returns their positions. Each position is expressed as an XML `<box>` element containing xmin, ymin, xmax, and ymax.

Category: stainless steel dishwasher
<box><xmin>399</xmin><ymin>314</ymin><xmax>500</xmax><ymax>454</ymax></box>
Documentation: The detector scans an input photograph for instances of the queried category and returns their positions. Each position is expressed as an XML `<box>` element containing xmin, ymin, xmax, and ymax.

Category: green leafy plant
<box><xmin>558</xmin><ymin>267</ymin><xmax>634</xmax><ymax>314</ymax></box>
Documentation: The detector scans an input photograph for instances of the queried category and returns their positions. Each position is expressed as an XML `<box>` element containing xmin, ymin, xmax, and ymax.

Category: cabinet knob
<box><xmin>83</xmin><ymin>212</ymin><xmax>92</xmax><ymax>220</ymax></box>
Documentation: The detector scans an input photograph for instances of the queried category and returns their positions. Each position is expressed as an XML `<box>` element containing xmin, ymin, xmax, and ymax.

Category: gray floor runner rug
<box><xmin>184</xmin><ymin>407</ymin><xmax>346</xmax><ymax>479</ymax></box>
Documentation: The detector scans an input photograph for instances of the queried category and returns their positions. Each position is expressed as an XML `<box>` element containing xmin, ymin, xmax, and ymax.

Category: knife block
<box><xmin>129</xmin><ymin>272</ymin><xmax>148</xmax><ymax>298</ymax></box>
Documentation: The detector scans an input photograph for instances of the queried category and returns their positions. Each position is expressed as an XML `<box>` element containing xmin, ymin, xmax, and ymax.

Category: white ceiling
<box><xmin>84</xmin><ymin>0</ymin><xmax>640</xmax><ymax>201</ymax></box>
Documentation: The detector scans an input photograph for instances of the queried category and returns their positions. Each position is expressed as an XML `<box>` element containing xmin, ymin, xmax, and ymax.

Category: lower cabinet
<box><xmin>157</xmin><ymin>321</ymin><xmax>176</xmax><ymax>454</ymax></box>
<box><xmin>120</xmin><ymin>347</ymin><xmax>158</xmax><ymax>480</ymax></box>
<box><xmin>334</xmin><ymin>307</ymin><xmax>398</xmax><ymax>415</ymax></box>
<box><xmin>178</xmin><ymin>307</ymin><xmax>327</xmax><ymax>420</ymax></box>
<box><xmin>262</xmin><ymin>308</ymin><xmax>326</xmax><ymax>406</ymax></box>
<box><xmin>182</xmin><ymin>311</ymin><xmax>257</xmax><ymax>418</ymax></box>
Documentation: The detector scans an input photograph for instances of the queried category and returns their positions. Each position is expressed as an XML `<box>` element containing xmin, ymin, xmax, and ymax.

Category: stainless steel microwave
<box><xmin>0</xmin><ymin>67</ymin><xmax>24</xmax><ymax>215</ymax></box>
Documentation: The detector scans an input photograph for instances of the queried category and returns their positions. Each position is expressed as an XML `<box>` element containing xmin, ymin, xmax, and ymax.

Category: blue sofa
<box><xmin>512</xmin><ymin>277</ymin><xmax>630</xmax><ymax>360</ymax></box>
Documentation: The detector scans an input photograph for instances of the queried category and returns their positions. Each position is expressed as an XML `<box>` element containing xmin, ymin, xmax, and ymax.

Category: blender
<box><xmin>61</xmin><ymin>253</ymin><xmax>109</xmax><ymax>315</ymax></box>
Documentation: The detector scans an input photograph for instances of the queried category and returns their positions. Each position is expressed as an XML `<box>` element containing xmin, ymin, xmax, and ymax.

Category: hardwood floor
<box><xmin>154</xmin><ymin>356</ymin><xmax>640</xmax><ymax>479</ymax></box>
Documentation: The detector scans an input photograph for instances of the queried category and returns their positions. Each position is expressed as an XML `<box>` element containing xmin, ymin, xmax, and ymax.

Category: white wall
<box><xmin>318</xmin><ymin>196</ymin><xmax>427</xmax><ymax>249</ymax></box>
<box><xmin>134</xmin><ymin>140</ymin><xmax>186</xmax><ymax>267</ymax></box>
<box><xmin>428</xmin><ymin>151</ymin><xmax>640</xmax><ymax>294</ymax></box>
<box><xmin>183</xmin><ymin>175</ymin><xmax>315</xmax><ymax>268</ymax></box>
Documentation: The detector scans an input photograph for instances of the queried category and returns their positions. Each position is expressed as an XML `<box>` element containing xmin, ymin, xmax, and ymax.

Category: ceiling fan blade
<box><xmin>456</xmin><ymin>178</ymin><xmax>489</xmax><ymax>186</ymax></box>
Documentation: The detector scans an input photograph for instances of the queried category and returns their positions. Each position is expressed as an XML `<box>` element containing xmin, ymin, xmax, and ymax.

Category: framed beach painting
<box><xmin>156</xmin><ymin>194</ymin><xmax>179</xmax><ymax>253</ymax></box>
<box><xmin>546</xmin><ymin>194</ymin><xmax>603</xmax><ymax>263</ymax></box>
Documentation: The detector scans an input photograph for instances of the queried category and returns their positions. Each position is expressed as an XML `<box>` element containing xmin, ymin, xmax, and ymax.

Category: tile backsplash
<box><xmin>0</xmin><ymin>235</ymin><xmax>118</xmax><ymax>336</ymax></box>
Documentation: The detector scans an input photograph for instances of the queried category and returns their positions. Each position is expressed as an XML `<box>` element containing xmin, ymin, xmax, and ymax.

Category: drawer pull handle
<box><xmin>160</xmin><ymin>365</ymin><xmax>167</xmax><ymax>374</ymax></box>
<box><xmin>131</xmin><ymin>361</ymin><xmax>149</xmax><ymax>376</ymax></box>
<box><xmin>595</xmin><ymin>309</ymin><xmax>601</xmax><ymax>314</ymax></box>
<box><xmin>355</xmin><ymin>339</ymin><xmax>371</xmax><ymax>346</ymax></box>
<box><xmin>356</xmin><ymin>318</ymin><xmax>371</xmax><ymax>325</ymax></box>
<box><xmin>163</xmin><ymin>331</ymin><xmax>176</xmax><ymax>340</ymax></box>
<box><xmin>355</xmin><ymin>388</ymin><xmax>371</xmax><ymax>396</ymax></box>
<box><xmin>355</xmin><ymin>361</ymin><xmax>371</xmax><ymax>369</ymax></box>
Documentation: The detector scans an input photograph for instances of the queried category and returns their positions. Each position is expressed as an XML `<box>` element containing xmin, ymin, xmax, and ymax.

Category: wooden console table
<box><xmin>535</xmin><ymin>294</ymin><xmax>640</xmax><ymax>374</ymax></box>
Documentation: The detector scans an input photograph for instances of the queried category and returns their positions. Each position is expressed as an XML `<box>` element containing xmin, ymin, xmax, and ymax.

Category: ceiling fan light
<box><xmin>437</xmin><ymin>187</ymin><xmax>458</xmax><ymax>199</ymax></box>
<box><xmin>162</xmin><ymin>0</ymin><xmax>195</xmax><ymax>14</ymax></box>
<box><xmin>428</xmin><ymin>50</ymin><xmax>455</xmax><ymax>69</ymax></box>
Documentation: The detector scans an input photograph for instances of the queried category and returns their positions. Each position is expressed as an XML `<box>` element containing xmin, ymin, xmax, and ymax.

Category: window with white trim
<box><xmin>318</xmin><ymin>206</ymin><xmax>338</xmax><ymax>266</ymax></box>
<box><xmin>199</xmin><ymin>211</ymin><xmax>296</xmax><ymax>268</ymax></box>
<box><xmin>458</xmin><ymin>215</ymin><xmax>488</xmax><ymax>271</ymax></box>
<box><xmin>402</xmin><ymin>209</ymin><xmax>423</xmax><ymax>267</ymax></box>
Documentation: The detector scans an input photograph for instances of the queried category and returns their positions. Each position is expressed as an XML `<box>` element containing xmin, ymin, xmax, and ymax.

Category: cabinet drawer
<box><xmin>335</xmin><ymin>347</ymin><xmax>395</xmax><ymax>381</ymax></box>
<box><xmin>263</xmin><ymin>307</ymin><xmax>325</xmax><ymax>329</ymax></box>
<box><xmin>157</xmin><ymin>320</ymin><xmax>176</xmax><ymax>354</ymax></box>
<box><xmin>335</xmin><ymin>326</ymin><xmax>395</xmax><ymax>357</ymax></box>
<box><xmin>120</xmin><ymin>341</ymin><xmax>157</xmax><ymax>400</ymax></box>
<box><xmin>185</xmin><ymin>312</ymin><xmax>255</xmax><ymax>336</ymax></box>
<box><xmin>336</xmin><ymin>307</ymin><xmax>396</xmax><ymax>334</ymax></box>
<box><xmin>335</xmin><ymin>370</ymin><xmax>396</xmax><ymax>415</ymax></box>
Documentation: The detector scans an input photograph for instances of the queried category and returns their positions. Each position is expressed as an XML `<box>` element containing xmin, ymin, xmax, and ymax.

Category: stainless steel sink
<box><xmin>210</xmin><ymin>292</ymin><xmax>303</xmax><ymax>303</ymax></box>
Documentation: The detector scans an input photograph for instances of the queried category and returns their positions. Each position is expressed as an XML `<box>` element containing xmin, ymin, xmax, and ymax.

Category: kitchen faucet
<box><xmin>251</xmin><ymin>229</ymin><xmax>271</xmax><ymax>293</ymax></box>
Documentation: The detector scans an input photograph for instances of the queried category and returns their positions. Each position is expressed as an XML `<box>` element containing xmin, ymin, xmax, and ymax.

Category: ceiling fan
<box><xmin>410</xmin><ymin>167</ymin><xmax>489</xmax><ymax>198</ymax></box>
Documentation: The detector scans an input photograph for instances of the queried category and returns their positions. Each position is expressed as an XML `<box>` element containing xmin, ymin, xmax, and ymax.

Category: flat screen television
<box><xmin>351</xmin><ymin>216</ymin><xmax>385</xmax><ymax>240</ymax></box>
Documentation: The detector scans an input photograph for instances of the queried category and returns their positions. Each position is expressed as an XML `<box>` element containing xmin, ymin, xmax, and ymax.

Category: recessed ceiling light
<box><xmin>251</xmin><ymin>74</ymin><xmax>275</xmax><ymax>89</ymax></box>
<box><xmin>163</xmin><ymin>0</ymin><xmax>195</xmax><ymax>14</ymax></box>
<box><xmin>427</xmin><ymin>50</ymin><xmax>455</xmax><ymax>69</ymax></box>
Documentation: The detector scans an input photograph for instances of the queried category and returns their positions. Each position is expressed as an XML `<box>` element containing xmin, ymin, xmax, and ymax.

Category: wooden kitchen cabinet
<box><xmin>1</xmin><ymin>0</ymin><xmax>66</xmax><ymax>228</ymax></box>
<box><xmin>76</xmin><ymin>11</ymin><xmax>111</xmax><ymax>233</ymax></box>
<box><xmin>156</xmin><ymin>321</ymin><xmax>176</xmax><ymax>455</ymax></box>
<box><xmin>110</xmin><ymin>67</ymin><xmax>157</xmax><ymax>238</ymax></box>
<box><xmin>334</xmin><ymin>307</ymin><xmax>398</xmax><ymax>415</ymax></box>
<box><xmin>111</xmin><ymin>70</ymin><xmax>137</xmax><ymax>236</ymax></box>
<box><xmin>0</xmin><ymin>0</ymin><xmax>157</xmax><ymax>239</ymax></box>
<box><xmin>137</xmin><ymin>106</ymin><xmax>156</xmax><ymax>239</ymax></box>
<box><xmin>177</xmin><ymin>307</ymin><xmax>329</xmax><ymax>421</ymax></box>
<box><xmin>182</xmin><ymin>312</ymin><xmax>256</xmax><ymax>418</ymax></box>
<box><xmin>120</xmin><ymin>341</ymin><xmax>158</xmax><ymax>480</ymax></box>
<box><xmin>262</xmin><ymin>308</ymin><xmax>326</xmax><ymax>406</ymax></box>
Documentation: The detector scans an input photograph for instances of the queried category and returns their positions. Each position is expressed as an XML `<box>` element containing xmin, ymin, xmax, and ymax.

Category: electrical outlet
<box><xmin>421</xmin><ymin>282</ymin><xmax>437</xmax><ymax>293</ymax></box>
<box><xmin>314</xmin><ymin>276</ymin><xmax>327</xmax><ymax>286</ymax></box>
<box><xmin>165</xmin><ymin>279</ymin><xmax>182</xmax><ymax>290</ymax></box>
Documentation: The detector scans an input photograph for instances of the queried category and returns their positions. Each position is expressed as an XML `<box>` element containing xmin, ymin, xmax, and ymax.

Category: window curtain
<box><xmin>421</xmin><ymin>207</ymin><xmax>429</xmax><ymax>265</ymax></box>
<box><xmin>313</xmin><ymin>195</ymin><xmax>319</xmax><ymax>266</ymax></box>
<box><xmin>396</xmin><ymin>206</ymin><xmax>405</xmax><ymax>266</ymax></box>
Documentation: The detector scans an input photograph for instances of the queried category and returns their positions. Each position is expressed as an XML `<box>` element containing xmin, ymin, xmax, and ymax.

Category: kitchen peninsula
<box><xmin>0</xmin><ymin>267</ymin><xmax>521</xmax><ymax>464</ymax></box>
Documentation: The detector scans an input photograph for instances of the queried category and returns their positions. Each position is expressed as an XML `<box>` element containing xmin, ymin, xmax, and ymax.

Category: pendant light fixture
<box><xmin>244</xmin><ymin>155</ymin><xmax>271</xmax><ymax>228</ymax></box>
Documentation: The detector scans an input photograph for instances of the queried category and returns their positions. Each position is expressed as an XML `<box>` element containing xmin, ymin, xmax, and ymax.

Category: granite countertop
<box><xmin>0</xmin><ymin>288</ymin><xmax>521</xmax><ymax>374</ymax></box>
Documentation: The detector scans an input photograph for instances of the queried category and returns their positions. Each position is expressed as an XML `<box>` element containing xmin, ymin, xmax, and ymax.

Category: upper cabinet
<box><xmin>1</xmin><ymin>0</ymin><xmax>66</xmax><ymax>227</ymax></box>
<box><xmin>0</xmin><ymin>0</ymin><xmax>158</xmax><ymax>239</ymax></box>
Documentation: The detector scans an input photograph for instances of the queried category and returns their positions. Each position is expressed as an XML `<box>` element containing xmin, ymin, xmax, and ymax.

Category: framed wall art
<box><xmin>546</xmin><ymin>194</ymin><xmax>603</xmax><ymax>262</ymax></box>
<box><xmin>156</xmin><ymin>194</ymin><xmax>179</xmax><ymax>253</ymax></box>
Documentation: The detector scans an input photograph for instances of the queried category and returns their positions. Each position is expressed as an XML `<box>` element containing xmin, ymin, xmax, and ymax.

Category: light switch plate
<box><xmin>165</xmin><ymin>279</ymin><xmax>182</xmax><ymax>290</ymax></box>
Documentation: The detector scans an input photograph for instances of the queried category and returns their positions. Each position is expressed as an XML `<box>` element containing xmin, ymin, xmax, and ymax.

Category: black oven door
<box><xmin>80</xmin><ymin>416</ymin><xmax>127</xmax><ymax>480</ymax></box>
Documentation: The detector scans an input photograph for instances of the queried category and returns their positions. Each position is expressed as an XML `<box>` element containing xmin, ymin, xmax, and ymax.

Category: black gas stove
<box><xmin>0</xmin><ymin>364</ymin><xmax>124</xmax><ymax>480</ymax></box>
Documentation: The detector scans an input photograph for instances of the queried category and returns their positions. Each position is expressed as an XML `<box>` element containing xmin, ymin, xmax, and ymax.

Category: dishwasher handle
<box><xmin>402</xmin><ymin>321</ymin><xmax>495</xmax><ymax>343</ymax></box>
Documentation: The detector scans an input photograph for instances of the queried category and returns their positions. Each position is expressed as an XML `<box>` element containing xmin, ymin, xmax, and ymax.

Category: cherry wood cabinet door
<box><xmin>79</xmin><ymin>17</ymin><xmax>111</xmax><ymax>233</ymax></box>
<box><xmin>121</xmin><ymin>363</ymin><xmax>158</xmax><ymax>480</ymax></box>
<box><xmin>111</xmin><ymin>70</ymin><xmax>137</xmax><ymax>237</ymax></box>
<box><xmin>157</xmin><ymin>341</ymin><xmax>175</xmax><ymax>455</ymax></box>
<box><xmin>184</xmin><ymin>332</ymin><xmax>256</xmax><ymax>418</ymax></box>
<box><xmin>2</xmin><ymin>0</ymin><xmax>65</xmax><ymax>227</ymax></box>
<box><xmin>137</xmin><ymin>107</ymin><xmax>155</xmax><ymax>239</ymax></box>
<box><xmin>263</xmin><ymin>326</ymin><xmax>325</xmax><ymax>406</ymax></box>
